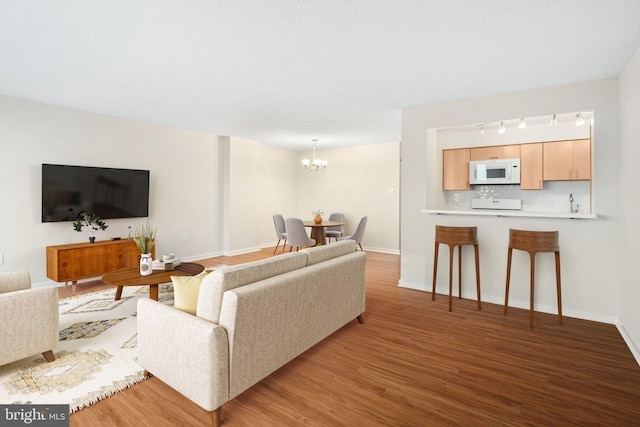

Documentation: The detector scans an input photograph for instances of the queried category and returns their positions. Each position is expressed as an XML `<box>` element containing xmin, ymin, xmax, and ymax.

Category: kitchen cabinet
<box><xmin>520</xmin><ymin>143</ymin><xmax>543</xmax><ymax>190</ymax></box>
<box><xmin>443</xmin><ymin>148</ymin><xmax>470</xmax><ymax>190</ymax></box>
<box><xmin>543</xmin><ymin>139</ymin><xmax>591</xmax><ymax>181</ymax></box>
<box><xmin>470</xmin><ymin>144</ymin><xmax>520</xmax><ymax>161</ymax></box>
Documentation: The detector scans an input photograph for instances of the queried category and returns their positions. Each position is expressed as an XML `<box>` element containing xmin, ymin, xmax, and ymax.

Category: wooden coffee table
<box><xmin>102</xmin><ymin>262</ymin><xmax>204</xmax><ymax>301</ymax></box>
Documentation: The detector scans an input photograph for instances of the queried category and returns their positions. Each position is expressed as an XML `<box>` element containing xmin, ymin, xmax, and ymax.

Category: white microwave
<box><xmin>469</xmin><ymin>158</ymin><xmax>520</xmax><ymax>185</ymax></box>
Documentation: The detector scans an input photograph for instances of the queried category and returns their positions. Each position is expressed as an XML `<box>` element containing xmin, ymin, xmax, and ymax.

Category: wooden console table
<box><xmin>46</xmin><ymin>239</ymin><xmax>155</xmax><ymax>292</ymax></box>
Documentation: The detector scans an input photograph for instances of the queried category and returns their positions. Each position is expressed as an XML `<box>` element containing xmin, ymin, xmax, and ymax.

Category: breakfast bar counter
<box><xmin>423</xmin><ymin>209</ymin><xmax>597</xmax><ymax>219</ymax></box>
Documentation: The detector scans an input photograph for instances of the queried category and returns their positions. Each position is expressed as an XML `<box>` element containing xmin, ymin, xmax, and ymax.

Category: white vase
<box><xmin>140</xmin><ymin>253</ymin><xmax>152</xmax><ymax>276</ymax></box>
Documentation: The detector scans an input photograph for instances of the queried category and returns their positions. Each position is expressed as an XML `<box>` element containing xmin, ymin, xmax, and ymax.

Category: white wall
<box><xmin>401</xmin><ymin>79</ymin><xmax>622</xmax><ymax>325</ymax></box>
<box><xmin>295</xmin><ymin>143</ymin><xmax>400</xmax><ymax>253</ymax></box>
<box><xmin>0</xmin><ymin>95</ymin><xmax>220</xmax><ymax>284</ymax></box>
<box><xmin>619</xmin><ymin>46</ymin><xmax>640</xmax><ymax>357</ymax></box>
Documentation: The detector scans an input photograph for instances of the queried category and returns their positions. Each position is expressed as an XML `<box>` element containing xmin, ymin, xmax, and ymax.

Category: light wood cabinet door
<box><xmin>443</xmin><ymin>148</ymin><xmax>470</xmax><ymax>190</ymax></box>
<box><xmin>520</xmin><ymin>143</ymin><xmax>543</xmax><ymax>190</ymax></box>
<box><xmin>543</xmin><ymin>139</ymin><xmax>591</xmax><ymax>181</ymax></box>
<box><xmin>572</xmin><ymin>139</ymin><xmax>591</xmax><ymax>180</ymax></box>
<box><xmin>470</xmin><ymin>144</ymin><xmax>520</xmax><ymax>161</ymax></box>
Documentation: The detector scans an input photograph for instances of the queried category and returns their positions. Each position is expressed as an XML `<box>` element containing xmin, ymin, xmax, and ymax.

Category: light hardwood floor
<box><xmin>63</xmin><ymin>248</ymin><xmax>640</xmax><ymax>426</ymax></box>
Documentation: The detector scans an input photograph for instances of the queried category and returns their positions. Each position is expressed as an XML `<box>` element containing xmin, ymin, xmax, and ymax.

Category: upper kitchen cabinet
<box><xmin>520</xmin><ymin>142</ymin><xmax>543</xmax><ymax>190</ymax></box>
<box><xmin>443</xmin><ymin>148</ymin><xmax>470</xmax><ymax>190</ymax></box>
<box><xmin>470</xmin><ymin>144</ymin><xmax>520</xmax><ymax>161</ymax></box>
<box><xmin>543</xmin><ymin>139</ymin><xmax>591</xmax><ymax>181</ymax></box>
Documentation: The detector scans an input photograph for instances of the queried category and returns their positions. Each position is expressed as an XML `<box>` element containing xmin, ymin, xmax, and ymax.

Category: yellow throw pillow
<box><xmin>171</xmin><ymin>273</ymin><xmax>205</xmax><ymax>315</ymax></box>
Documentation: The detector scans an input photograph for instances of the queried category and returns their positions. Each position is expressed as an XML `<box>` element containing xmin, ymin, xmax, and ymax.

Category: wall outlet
<box><xmin>182</xmin><ymin>233</ymin><xmax>189</xmax><ymax>242</ymax></box>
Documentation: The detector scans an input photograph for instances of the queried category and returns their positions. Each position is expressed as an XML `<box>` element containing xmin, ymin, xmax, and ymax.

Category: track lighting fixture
<box><xmin>518</xmin><ymin>118</ymin><xmax>526</xmax><ymax>129</ymax></box>
<box><xmin>498</xmin><ymin>122</ymin><xmax>505</xmax><ymax>134</ymax></box>
<box><xmin>479</xmin><ymin>125</ymin><xmax>484</xmax><ymax>135</ymax></box>
<box><xmin>575</xmin><ymin>112</ymin><xmax>585</xmax><ymax>127</ymax></box>
<box><xmin>550</xmin><ymin>114</ymin><xmax>557</xmax><ymax>126</ymax></box>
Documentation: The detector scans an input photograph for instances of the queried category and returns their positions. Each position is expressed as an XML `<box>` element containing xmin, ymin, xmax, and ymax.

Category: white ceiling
<box><xmin>1</xmin><ymin>1</ymin><xmax>639</xmax><ymax>151</ymax></box>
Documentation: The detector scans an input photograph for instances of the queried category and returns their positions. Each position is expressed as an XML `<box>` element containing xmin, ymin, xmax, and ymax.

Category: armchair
<box><xmin>0</xmin><ymin>271</ymin><xmax>59</xmax><ymax>366</ymax></box>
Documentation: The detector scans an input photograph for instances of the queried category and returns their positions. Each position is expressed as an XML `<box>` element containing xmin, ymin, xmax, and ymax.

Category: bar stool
<box><xmin>432</xmin><ymin>225</ymin><xmax>481</xmax><ymax>312</ymax></box>
<box><xmin>504</xmin><ymin>229</ymin><xmax>562</xmax><ymax>328</ymax></box>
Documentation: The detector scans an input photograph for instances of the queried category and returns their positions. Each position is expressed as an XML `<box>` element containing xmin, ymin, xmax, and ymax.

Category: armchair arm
<box><xmin>0</xmin><ymin>286</ymin><xmax>59</xmax><ymax>366</ymax></box>
<box><xmin>0</xmin><ymin>271</ymin><xmax>31</xmax><ymax>294</ymax></box>
<box><xmin>137</xmin><ymin>299</ymin><xmax>230</xmax><ymax>412</ymax></box>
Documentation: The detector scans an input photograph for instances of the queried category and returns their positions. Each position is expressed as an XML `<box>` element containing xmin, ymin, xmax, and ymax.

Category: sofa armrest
<box><xmin>0</xmin><ymin>286</ymin><xmax>59</xmax><ymax>366</ymax></box>
<box><xmin>0</xmin><ymin>271</ymin><xmax>31</xmax><ymax>294</ymax></box>
<box><xmin>137</xmin><ymin>299</ymin><xmax>230</xmax><ymax>412</ymax></box>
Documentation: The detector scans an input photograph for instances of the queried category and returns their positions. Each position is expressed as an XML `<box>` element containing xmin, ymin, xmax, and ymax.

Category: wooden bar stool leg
<box><xmin>555</xmin><ymin>251</ymin><xmax>563</xmax><ymax>325</ymax></box>
<box><xmin>474</xmin><ymin>243</ymin><xmax>481</xmax><ymax>310</ymax></box>
<box><xmin>504</xmin><ymin>247</ymin><xmax>513</xmax><ymax>315</ymax></box>
<box><xmin>529</xmin><ymin>253</ymin><xmax>536</xmax><ymax>329</ymax></box>
<box><xmin>432</xmin><ymin>242</ymin><xmax>439</xmax><ymax>301</ymax></box>
<box><xmin>458</xmin><ymin>245</ymin><xmax>462</xmax><ymax>299</ymax></box>
<box><xmin>448</xmin><ymin>245</ymin><xmax>454</xmax><ymax>312</ymax></box>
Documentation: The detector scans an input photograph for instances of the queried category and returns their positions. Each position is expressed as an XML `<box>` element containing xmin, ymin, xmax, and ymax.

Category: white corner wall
<box><xmin>401</xmin><ymin>79</ymin><xmax>623</xmax><ymax>324</ymax></box>
<box><xmin>0</xmin><ymin>95</ymin><xmax>220</xmax><ymax>285</ymax></box>
<box><xmin>618</xmin><ymin>46</ymin><xmax>640</xmax><ymax>357</ymax></box>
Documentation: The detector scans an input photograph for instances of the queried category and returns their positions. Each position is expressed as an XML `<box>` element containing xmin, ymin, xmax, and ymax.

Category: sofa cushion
<box><xmin>196</xmin><ymin>251</ymin><xmax>307</xmax><ymax>323</ymax></box>
<box><xmin>302</xmin><ymin>240</ymin><xmax>356</xmax><ymax>266</ymax></box>
<box><xmin>172</xmin><ymin>272</ymin><xmax>206</xmax><ymax>315</ymax></box>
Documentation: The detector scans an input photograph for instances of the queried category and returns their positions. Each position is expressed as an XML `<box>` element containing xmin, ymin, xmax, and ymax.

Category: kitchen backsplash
<box><xmin>444</xmin><ymin>181</ymin><xmax>591</xmax><ymax>214</ymax></box>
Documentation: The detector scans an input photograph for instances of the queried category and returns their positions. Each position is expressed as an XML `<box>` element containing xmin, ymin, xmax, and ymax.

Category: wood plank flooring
<box><xmin>64</xmin><ymin>248</ymin><xmax>640</xmax><ymax>426</ymax></box>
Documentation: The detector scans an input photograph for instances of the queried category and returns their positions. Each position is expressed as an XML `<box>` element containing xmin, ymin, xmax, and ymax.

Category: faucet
<box><xmin>569</xmin><ymin>194</ymin><xmax>579</xmax><ymax>213</ymax></box>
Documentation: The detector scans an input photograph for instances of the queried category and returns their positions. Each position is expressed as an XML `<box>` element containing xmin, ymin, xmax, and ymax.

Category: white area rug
<box><xmin>0</xmin><ymin>284</ymin><xmax>174</xmax><ymax>413</ymax></box>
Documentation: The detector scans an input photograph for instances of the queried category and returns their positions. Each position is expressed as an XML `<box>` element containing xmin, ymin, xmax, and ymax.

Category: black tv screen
<box><xmin>42</xmin><ymin>164</ymin><xmax>150</xmax><ymax>222</ymax></box>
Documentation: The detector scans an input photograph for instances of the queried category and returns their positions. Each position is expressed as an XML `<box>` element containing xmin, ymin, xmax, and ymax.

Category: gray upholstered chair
<box><xmin>285</xmin><ymin>218</ymin><xmax>316</xmax><ymax>251</ymax></box>
<box><xmin>338</xmin><ymin>216</ymin><xmax>367</xmax><ymax>251</ymax></box>
<box><xmin>0</xmin><ymin>271</ymin><xmax>59</xmax><ymax>366</ymax></box>
<box><xmin>272</xmin><ymin>214</ymin><xmax>288</xmax><ymax>253</ymax></box>
<box><xmin>325</xmin><ymin>212</ymin><xmax>345</xmax><ymax>243</ymax></box>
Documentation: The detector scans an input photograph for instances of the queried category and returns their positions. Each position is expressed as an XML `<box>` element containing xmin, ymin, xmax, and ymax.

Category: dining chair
<box><xmin>338</xmin><ymin>216</ymin><xmax>367</xmax><ymax>251</ymax></box>
<box><xmin>325</xmin><ymin>212</ymin><xmax>345</xmax><ymax>243</ymax></box>
<box><xmin>285</xmin><ymin>218</ymin><xmax>316</xmax><ymax>251</ymax></box>
<box><xmin>272</xmin><ymin>214</ymin><xmax>288</xmax><ymax>253</ymax></box>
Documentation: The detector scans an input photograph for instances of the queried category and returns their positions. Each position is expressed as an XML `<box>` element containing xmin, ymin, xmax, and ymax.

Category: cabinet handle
<box><xmin>489</xmin><ymin>156</ymin><xmax>498</xmax><ymax>159</ymax></box>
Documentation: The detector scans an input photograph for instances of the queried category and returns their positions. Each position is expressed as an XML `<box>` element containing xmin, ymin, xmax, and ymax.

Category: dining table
<box><xmin>303</xmin><ymin>220</ymin><xmax>345</xmax><ymax>246</ymax></box>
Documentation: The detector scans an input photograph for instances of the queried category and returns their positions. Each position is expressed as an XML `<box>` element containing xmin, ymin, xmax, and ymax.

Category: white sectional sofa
<box><xmin>137</xmin><ymin>239</ymin><xmax>366</xmax><ymax>426</ymax></box>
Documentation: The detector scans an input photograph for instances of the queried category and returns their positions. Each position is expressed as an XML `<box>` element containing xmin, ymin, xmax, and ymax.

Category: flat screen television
<box><xmin>42</xmin><ymin>164</ymin><xmax>150</xmax><ymax>222</ymax></box>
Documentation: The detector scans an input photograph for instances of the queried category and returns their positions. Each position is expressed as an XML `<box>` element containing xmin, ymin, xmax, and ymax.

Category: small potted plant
<box><xmin>312</xmin><ymin>209</ymin><xmax>324</xmax><ymax>224</ymax></box>
<box><xmin>69</xmin><ymin>209</ymin><xmax>108</xmax><ymax>243</ymax></box>
<box><xmin>131</xmin><ymin>220</ymin><xmax>157</xmax><ymax>276</ymax></box>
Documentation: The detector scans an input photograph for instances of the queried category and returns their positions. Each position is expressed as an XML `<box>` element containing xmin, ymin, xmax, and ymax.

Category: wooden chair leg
<box><xmin>474</xmin><ymin>243</ymin><xmax>481</xmax><ymax>310</ymax></box>
<box><xmin>457</xmin><ymin>245</ymin><xmax>462</xmax><ymax>299</ymax></box>
<box><xmin>448</xmin><ymin>244</ymin><xmax>454</xmax><ymax>312</ymax></box>
<box><xmin>529</xmin><ymin>252</ymin><xmax>536</xmax><ymax>329</ymax></box>
<box><xmin>273</xmin><ymin>239</ymin><xmax>281</xmax><ymax>254</ymax></box>
<box><xmin>42</xmin><ymin>350</ymin><xmax>55</xmax><ymax>362</ymax></box>
<box><xmin>432</xmin><ymin>242</ymin><xmax>439</xmax><ymax>300</ymax></box>
<box><xmin>211</xmin><ymin>407</ymin><xmax>221</xmax><ymax>427</ymax></box>
<box><xmin>357</xmin><ymin>314</ymin><xmax>364</xmax><ymax>324</ymax></box>
<box><xmin>504</xmin><ymin>247</ymin><xmax>513</xmax><ymax>315</ymax></box>
<box><xmin>555</xmin><ymin>251</ymin><xmax>563</xmax><ymax>325</ymax></box>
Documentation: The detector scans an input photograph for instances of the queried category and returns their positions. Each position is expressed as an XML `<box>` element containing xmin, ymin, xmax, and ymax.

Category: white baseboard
<box><xmin>616</xmin><ymin>320</ymin><xmax>640</xmax><ymax>366</ymax></box>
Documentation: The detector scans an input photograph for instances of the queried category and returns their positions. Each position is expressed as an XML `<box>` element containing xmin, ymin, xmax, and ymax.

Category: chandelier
<box><xmin>301</xmin><ymin>139</ymin><xmax>328</xmax><ymax>171</ymax></box>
